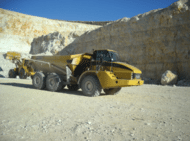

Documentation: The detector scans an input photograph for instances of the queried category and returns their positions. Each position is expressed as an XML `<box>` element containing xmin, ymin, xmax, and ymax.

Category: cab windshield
<box><xmin>94</xmin><ymin>50</ymin><xmax>120</xmax><ymax>62</ymax></box>
<box><xmin>109</xmin><ymin>51</ymin><xmax>120</xmax><ymax>62</ymax></box>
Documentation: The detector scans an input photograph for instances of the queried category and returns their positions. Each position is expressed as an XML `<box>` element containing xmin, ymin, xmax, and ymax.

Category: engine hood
<box><xmin>113</xmin><ymin>62</ymin><xmax>142</xmax><ymax>74</ymax></box>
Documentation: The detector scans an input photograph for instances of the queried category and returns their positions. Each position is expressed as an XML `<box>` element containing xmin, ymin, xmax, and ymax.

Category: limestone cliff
<box><xmin>30</xmin><ymin>32</ymin><xmax>64</xmax><ymax>54</ymax></box>
<box><xmin>59</xmin><ymin>0</ymin><xmax>190</xmax><ymax>80</ymax></box>
<box><xmin>0</xmin><ymin>8</ymin><xmax>101</xmax><ymax>53</ymax></box>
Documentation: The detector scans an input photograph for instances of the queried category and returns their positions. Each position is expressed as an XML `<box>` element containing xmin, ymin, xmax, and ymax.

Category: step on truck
<box><xmin>7</xmin><ymin>49</ymin><xmax>144</xmax><ymax>96</ymax></box>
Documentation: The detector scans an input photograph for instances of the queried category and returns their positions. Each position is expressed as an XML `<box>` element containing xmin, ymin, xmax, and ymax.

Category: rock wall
<box><xmin>0</xmin><ymin>8</ymin><xmax>101</xmax><ymax>53</ymax></box>
<box><xmin>30</xmin><ymin>31</ymin><xmax>86</xmax><ymax>55</ymax></box>
<box><xmin>59</xmin><ymin>0</ymin><xmax>190</xmax><ymax>80</ymax></box>
<box><xmin>30</xmin><ymin>32</ymin><xmax>64</xmax><ymax>55</ymax></box>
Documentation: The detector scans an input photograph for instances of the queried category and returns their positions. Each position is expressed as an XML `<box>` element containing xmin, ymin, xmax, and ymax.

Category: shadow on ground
<box><xmin>0</xmin><ymin>74</ymin><xmax>5</xmax><ymax>78</ymax></box>
<box><xmin>0</xmin><ymin>82</ymin><xmax>107</xmax><ymax>97</ymax></box>
<box><xmin>0</xmin><ymin>82</ymin><xmax>33</xmax><ymax>89</ymax></box>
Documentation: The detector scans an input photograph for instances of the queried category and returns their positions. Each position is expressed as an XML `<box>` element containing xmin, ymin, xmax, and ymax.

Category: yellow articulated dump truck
<box><xmin>7</xmin><ymin>49</ymin><xmax>144</xmax><ymax>96</ymax></box>
<box><xmin>6</xmin><ymin>51</ymin><xmax>35</xmax><ymax>79</ymax></box>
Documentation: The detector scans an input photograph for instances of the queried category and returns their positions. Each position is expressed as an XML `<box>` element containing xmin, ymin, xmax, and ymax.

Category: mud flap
<box><xmin>66</xmin><ymin>65</ymin><xmax>72</xmax><ymax>83</ymax></box>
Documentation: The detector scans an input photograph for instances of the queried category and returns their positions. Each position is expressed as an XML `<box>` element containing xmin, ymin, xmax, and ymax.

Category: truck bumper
<box><xmin>97</xmin><ymin>71</ymin><xmax>144</xmax><ymax>89</ymax></box>
<box><xmin>114</xmin><ymin>79</ymin><xmax>144</xmax><ymax>87</ymax></box>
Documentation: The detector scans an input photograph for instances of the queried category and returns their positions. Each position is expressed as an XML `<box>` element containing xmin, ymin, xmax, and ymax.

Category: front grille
<box><xmin>114</xmin><ymin>72</ymin><xmax>132</xmax><ymax>80</ymax></box>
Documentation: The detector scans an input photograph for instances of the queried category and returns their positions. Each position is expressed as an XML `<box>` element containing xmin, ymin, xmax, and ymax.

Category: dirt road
<box><xmin>0</xmin><ymin>78</ymin><xmax>190</xmax><ymax>141</ymax></box>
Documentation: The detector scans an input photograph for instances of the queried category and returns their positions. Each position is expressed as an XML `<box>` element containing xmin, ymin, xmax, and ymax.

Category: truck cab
<box><xmin>75</xmin><ymin>49</ymin><xmax>144</xmax><ymax>96</ymax></box>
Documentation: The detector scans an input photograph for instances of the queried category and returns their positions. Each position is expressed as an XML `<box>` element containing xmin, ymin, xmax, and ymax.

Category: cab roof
<box><xmin>94</xmin><ymin>49</ymin><xmax>117</xmax><ymax>52</ymax></box>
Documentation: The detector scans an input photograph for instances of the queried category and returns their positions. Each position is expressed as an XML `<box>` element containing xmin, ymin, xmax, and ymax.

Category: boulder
<box><xmin>161</xmin><ymin>70</ymin><xmax>178</xmax><ymax>85</ymax></box>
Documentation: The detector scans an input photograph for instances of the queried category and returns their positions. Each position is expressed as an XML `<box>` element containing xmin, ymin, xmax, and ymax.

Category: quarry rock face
<box><xmin>177</xmin><ymin>79</ymin><xmax>190</xmax><ymax>86</ymax></box>
<box><xmin>30</xmin><ymin>31</ymin><xmax>82</xmax><ymax>55</ymax></box>
<box><xmin>0</xmin><ymin>8</ymin><xmax>101</xmax><ymax>53</ymax></box>
<box><xmin>59</xmin><ymin>0</ymin><xmax>190</xmax><ymax>80</ymax></box>
<box><xmin>30</xmin><ymin>32</ymin><xmax>64</xmax><ymax>55</ymax></box>
<box><xmin>161</xmin><ymin>70</ymin><xmax>178</xmax><ymax>85</ymax></box>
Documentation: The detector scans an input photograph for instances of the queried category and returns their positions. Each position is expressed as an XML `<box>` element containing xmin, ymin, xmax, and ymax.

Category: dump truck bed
<box><xmin>30</xmin><ymin>54</ymin><xmax>81</xmax><ymax>75</ymax></box>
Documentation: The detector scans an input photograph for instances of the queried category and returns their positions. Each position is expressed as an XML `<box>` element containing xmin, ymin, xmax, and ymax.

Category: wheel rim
<box><xmin>20</xmin><ymin>72</ymin><xmax>23</xmax><ymax>76</ymax></box>
<box><xmin>35</xmin><ymin>76</ymin><xmax>40</xmax><ymax>85</ymax></box>
<box><xmin>85</xmin><ymin>80</ymin><xmax>93</xmax><ymax>92</ymax></box>
<box><xmin>49</xmin><ymin>78</ymin><xmax>55</xmax><ymax>87</ymax></box>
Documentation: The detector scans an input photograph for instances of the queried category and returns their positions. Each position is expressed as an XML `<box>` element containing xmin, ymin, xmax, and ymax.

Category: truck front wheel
<box><xmin>104</xmin><ymin>88</ymin><xmax>121</xmax><ymax>95</ymax></box>
<box><xmin>32</xmin><ymin>72</ymin><xmax>46</xmax><ymax>89</ymax></box>
<box><xmin>19</xmin><ymin>68</ymin><xmax>27</xmax><ymax>79</ymax></box>
<box><xmin>46</xmin><ymin>73</ymin><xmax>63</xmax><ymax>92</ymax></box>
<box><xmin>81</xmin><ymin>75</ymin><xmax>102</xmax><ymax>97</ymax></box>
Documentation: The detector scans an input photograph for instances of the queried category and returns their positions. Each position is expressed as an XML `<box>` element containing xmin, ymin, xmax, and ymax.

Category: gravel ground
<box><xmin>0</xmin><ymin>78</ymin><xmax>190</xmax><ymax>141</ymax></box>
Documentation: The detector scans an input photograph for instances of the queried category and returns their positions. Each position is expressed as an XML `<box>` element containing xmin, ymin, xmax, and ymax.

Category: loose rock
<box><xmin>161</xmin><ymin>70</ymin><xmax>178</xmax><ymax>85</ymax></box>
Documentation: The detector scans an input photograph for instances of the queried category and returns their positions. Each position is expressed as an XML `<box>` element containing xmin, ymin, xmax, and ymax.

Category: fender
<box><xmin>77</xmin><ymin>70</ymin><xmax>98</xmax><ymax>86</ymax></box>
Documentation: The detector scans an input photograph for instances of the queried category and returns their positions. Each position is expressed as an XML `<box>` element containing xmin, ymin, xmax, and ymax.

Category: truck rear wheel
<box><xmin>67</xmin><ymin>84</ymin><xmax>79</xmax><ymax>91</ymax></box>
<box><xmin>81</xmin><ymin>75</ymin><xmax>102</xmax><ymax>97</ymax></box>
<box><xmin>104</xmin><ymin>88</ymin><xmax>121</xmax><ymax>95</ymax></box>
<box><xmin>32</xmin><ymin>72</ymin><xmax>46</xmax><ymax>89</ymax></box>
<box><xmin>46</xmin><ymin>73</ymin><xmax>63</xmax><ymax>92</ymax></box>
<box><xmin>8</xmin><ymin>69</ymin><xmax>17</xmax><ymax>78</ymax></box>
<box><xmin>19</xmin><ymin>68</ymin><xmax>27</xmax><ymax>79</ymax></box>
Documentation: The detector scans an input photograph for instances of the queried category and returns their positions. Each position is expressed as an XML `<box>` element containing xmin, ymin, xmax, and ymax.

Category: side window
<box><xmin>104</xmin><ymin>51</ymin><xmax>111</xmax><ymax>61</ymax></box>
<box><xmin>97</xmin><ymin>51</ymin><xmax>110</xmax><ymax>61</ymax></box>
<box><xmin>96</xmin><ymin>51</ymin><xmax>105</xmax><ymax>60</ymax></box>
<box><xmin>93</xmin><ymin>51</ymin><xmax>111</xmax><ymax>62</ymax></box>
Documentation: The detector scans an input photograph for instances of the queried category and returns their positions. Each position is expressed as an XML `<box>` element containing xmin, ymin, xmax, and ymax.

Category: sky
<box><xmin>0</xmin><ymin>0</ymin><xmax>178</xmax><ymax>21</ymax></box>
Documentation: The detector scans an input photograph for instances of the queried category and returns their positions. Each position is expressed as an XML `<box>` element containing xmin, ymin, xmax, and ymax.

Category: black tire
<box><xmin>67</xmin><ymin>84</ymin><xmax>79</xmax><ymax>91</ymax></box>
<box><xmin>46</xmin><ymin>73</ymin><xmax>63</xmax><ymax>92</ymax></box>
<box><xmin>8</xmin><ymin>69</ymin><xmax>17</xmax><ymax>78</ymax></box>
<box><xmin>19</xmin><ymin>68</ymin><xmax>27</xmax><ymax>79</ymax></box>
<box><xmin>104</xmin><ymin>88</ymin><xmax>121</xmax><ymax>95</ymax></box>
<box><xmin>81</xmin><ymin>75</ymin><xmax>102</xmax><ymax>97</ymax></box>
<box><xmin>32</xmin><ymin>72</ymin><xmax>46</xmax><ymax>89</ymax></box>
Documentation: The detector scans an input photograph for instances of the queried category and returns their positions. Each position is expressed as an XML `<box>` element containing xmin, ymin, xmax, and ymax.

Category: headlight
<box><xmin>133</xmin><ymin>73</ymin><xmax>141</xmax><ymax>79</ymax></box>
